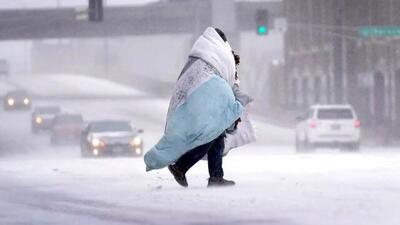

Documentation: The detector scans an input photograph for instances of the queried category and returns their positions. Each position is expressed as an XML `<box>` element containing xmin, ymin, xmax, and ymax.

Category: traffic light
<box><xmin>256</xmin><ymin>9</ymin><xmax>269</xmax><ymax>35</ymax></box>
<box><xmin>89</xmin><ymin>0</ymin><xmax>103</xmax><ymax>22</ymax></box>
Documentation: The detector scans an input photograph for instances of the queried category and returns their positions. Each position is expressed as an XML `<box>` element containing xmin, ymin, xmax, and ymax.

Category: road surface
<box><xmin>0</xmin><ymin>78</ymin><xmax>399</xmax><ymax>225</ymax></box>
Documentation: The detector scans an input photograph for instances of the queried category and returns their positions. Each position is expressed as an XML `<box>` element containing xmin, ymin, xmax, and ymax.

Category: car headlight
<box><xmin>23</xmin><ymin>98</ymin><xmax>30</xmax><ymax>105</ymax></box>
<box><xmin>93</xmin><ymin>149</ymin><xmax>99</xmax><ymax>156</ymax></box>
<box><xmin>7</xmin><ymin>98</ymin><xmax>14</xmax><ymax>106</ymax></box>
<box><xmin>91</xmin><ymin>138</ymin><xmax>104</xmax><ymax>147</ymax></box>
<box><xmin>35</xmin><ymin>117</ymin><xmax>43</xmax><ymax>124</ymax></box>
<box><xmin>130</xmin><ymin>137</ymin><xmax>142</xmax><ymax>146</ymax></box>
<box><xmin>135</xmin><ymin>148</ymin><xmax>142</xmax><ymax>155</ymax></box>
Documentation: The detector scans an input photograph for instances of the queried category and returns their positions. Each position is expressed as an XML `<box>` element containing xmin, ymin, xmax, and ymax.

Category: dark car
<box><xmin>80</xmin><ymin>120</ymin><xmax>144</xmax><ymax>158</ymax></box>
<box><xmin>51</xmin><ymin>114</ymin><xmax>84</xmax><ymax>145</ymax></box>
<box><xmin>31</xmin><ymin>106</ymin><xmax>61</xmax><ymax>134</ymax></box>
<box><xmin>3</xmin><ymin>90</ymin><xmax>31</xmax><ymax>111</ymax></box>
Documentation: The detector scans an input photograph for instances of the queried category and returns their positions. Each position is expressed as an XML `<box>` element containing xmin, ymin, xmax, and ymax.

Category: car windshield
<box><xmin>8</xmin><ymin>91</ymin><xmax>28</xmax><ymax>97</ymax></box>
<box><xmin>56</xmin><ymin>115</ymin><xmax>83</xmax><ymax>124</ymax></box>
<box><xmin>91</xmin><ymin>121</ymin><xmax>132</xmax><ymax>133</ymax></box>
<box><xmin>317</xmin><ymin>109</ymin><xmax>354</xmax><ymax>120</ymax></box>
<box><xmin>36</xmin><ymin>107</ymin><xmax>60</xmax><ymax>114</ymax></box>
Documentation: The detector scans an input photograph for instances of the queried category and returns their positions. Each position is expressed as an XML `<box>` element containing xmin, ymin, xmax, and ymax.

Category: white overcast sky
<box><xmin>0</xmin><ymin>0</ymin><xmax>279</xmax><ymax>9</ymax></box>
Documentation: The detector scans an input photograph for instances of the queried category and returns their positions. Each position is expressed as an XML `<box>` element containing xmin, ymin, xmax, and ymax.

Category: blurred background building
<box><xmin>5</xmin><ymin>0</ymin><xmax>400</xmax><ymax>143</ymax></box>
<box><xmin>0</xmin><ymin>0</ymin><xmax>284</xmax><ymax>104</ymax></box>
<box><xmin>282</xmin><ymin>0</ymin><xmax>400</xmax><ymax>142</ymax></box>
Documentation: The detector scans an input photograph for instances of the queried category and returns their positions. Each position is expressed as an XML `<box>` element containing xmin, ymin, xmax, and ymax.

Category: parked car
<box><xmin>80</xmin><ymin>120</ymin><xmax>144</xmax><ymax>158</ymax></box>
<box><xmin>295</xmin><ymin>104</ymin><xmax>361</xmax><ymax>152</ymax></box>
<box><xmin>3</xmin><ymin>90</ymin><xmax>31</xmax><ymax>111</ymax></box>
<box><xmin>50</xmin><ymin>114</ymin><xmax>84</xmax><ymax>145</ymax></box>
<box><xmin>31</xmin><ymin>106</ymin><xmax>61</xmax><ymax>134</ymax></box>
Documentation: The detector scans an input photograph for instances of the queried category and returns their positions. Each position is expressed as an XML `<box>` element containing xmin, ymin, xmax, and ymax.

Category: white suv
<box><xmin>295</xmin><ymin>104</ymin><xmax>361</xmax><ymax>152</ymax></box>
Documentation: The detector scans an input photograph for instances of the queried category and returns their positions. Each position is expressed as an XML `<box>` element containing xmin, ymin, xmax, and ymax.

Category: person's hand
<box><xmin>232</xmin><ymin>51</ymin><xmax>240</xmax><ymax>65</ymax></box>
<box><xmin>234</xmin><ymin>118</ymin><xmax>242</xmax><ymax>129</ymax></box>
<box><xmin>232</xmin><ymin>51</ymin><xmax>240</xmax><ymax>80</ymax></box>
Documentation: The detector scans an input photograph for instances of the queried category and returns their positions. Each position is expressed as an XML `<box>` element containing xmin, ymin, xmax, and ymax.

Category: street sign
<box><xmin>359</xmin><ymin>26</ymin><xmax>400</xmax><ymax>37</ymax></box>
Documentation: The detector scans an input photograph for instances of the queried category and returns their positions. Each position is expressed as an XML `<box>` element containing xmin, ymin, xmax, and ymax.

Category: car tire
<box><xmin>350</xmin><ymin>142</ymin><xmax>360</xmax><ymax>152</ymax></box>
<box><xmin>31</xmin><ymin>126</ymin><xmax>38</xmax><ymax>134</ymax></box>
<box><xmin>50</xmin><ymin>135</ymin><xmax>59</xmax><ymax>146</ymax></box>
<box><xmin>81</xmin><ymin>148</ymin><xmax>90</xmax><ymax>158</ymax></box>
<box><xmin>295</xmin><ymin>134</ymin><xmax>302</xmax><ymax>153</ymax></box>
<box><xmin>339</xmin><ymin>142</ymin><xmax>359</xmax><ymax>152</ymax></box>
<box><xmin>296</xmin><ymin>134</ymin><xmax>309</xmax><ymax>153</ymax></box>
<box><xmin>130</xmin><ymin>152</ymin><xmax>142</xmax><ymax>158</ymax></box>
<box><xmin>81</xmin><ymin>143</ymin><xmax>95</xmax><ymax>158</ymax></box>
<box><xmin>308</xmin><ymin>142</ymin><xmax>316</xmax><ymax>152</ymax></box>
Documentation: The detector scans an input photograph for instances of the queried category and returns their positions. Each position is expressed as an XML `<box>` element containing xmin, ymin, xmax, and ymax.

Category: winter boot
<box><xmin>207</xmin><ymin>177</ymin><xmax>235</xmax><ymax>187</ymax></box>
<box><xmin>168</xmin><ymin>165</ymin><xmax>188</xmax><ymax>187</ymax></box>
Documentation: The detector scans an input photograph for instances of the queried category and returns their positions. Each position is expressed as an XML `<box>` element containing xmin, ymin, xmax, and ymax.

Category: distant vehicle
<box><xmin>0</xmin><ymin>59</ymin><xmax>9</xmax><ymax>77</ymax></box>
<box><xmin>80</xmin><ymin>120</ymin><xmax>144</xmax><ymax>158</ymax></box>
<box><xmin>3</xmin><ymin>90</ymin><xmax>31</xmax><ymax>111</ymax></box>
<box><xmin>31</xmin><ymin>106</ymin><xmax>61</xmax><ymax>134</ymax></box>
<box><xmin>295</xmin><ymin>104</ymin><xmax>361</xmax><ymax>152</ymax></box>
<box><xmin>51</xmin><ymin>114</ymin><xmax>84</xmax><ymax>145</ymax></box>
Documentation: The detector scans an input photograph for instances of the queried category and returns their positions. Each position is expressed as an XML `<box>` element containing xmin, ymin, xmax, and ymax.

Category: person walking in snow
<box><xmin>168</xmin><ymin>46</ymin><xmax>252</xmax><ymax>187</ymax></box>
<box><xmin>144</xmin><ymin>27</ymin><xmax>255</xmax><ymax>187</ymax></box>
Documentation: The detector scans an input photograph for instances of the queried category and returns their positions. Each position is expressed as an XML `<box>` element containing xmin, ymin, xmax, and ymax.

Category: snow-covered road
<box><xmin>1</xmin><ymin>146</ymin><xmax>400</xmax><ymax>225</ymax></box>
<box><xmin>1</xmin><ymin>97</ymin><xmax>399</xmax><ymax>225</ymax></box>
<box><xmin>1</xmin><ymin>76</ymin><xmax>399</xmax><ymax>225</ymax></box>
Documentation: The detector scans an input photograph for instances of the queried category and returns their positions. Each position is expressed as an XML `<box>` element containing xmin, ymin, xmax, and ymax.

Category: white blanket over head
<box><xmin>189</xmin><ymin>27</ymin><xmax>237</xmax><ymax>87</ymax></box>
<box><xmin>189</xmin><ymin>27</ymin><xmax>256</xmax><ymax>155</ymax></box>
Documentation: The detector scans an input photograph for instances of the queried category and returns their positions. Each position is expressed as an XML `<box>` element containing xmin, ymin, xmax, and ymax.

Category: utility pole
<box><xmin>332</xmin><ymin>0</ymin><xmax>345</xmax><ymax>104</ymax></box>
<box><xmin>103</xmin><ymin>0</ymin><xmax>108</xmax><ymax>76</ymax></box>
<box><xmin>104</xmin><ymin>33</ymin><xmax>109</xmax><ymax>76</ymax></box>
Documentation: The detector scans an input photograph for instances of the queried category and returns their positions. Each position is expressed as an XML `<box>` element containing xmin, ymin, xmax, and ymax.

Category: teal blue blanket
<box><xmin>144</xmin><ymin>75</ymin><xmax>244</xmax><ymax>171</ymax></box>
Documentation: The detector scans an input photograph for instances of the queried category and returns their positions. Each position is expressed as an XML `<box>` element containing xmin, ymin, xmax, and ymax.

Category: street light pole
<box><xmin>103</xmin><ymin>0</ymin><xmax>108</xmax><ymax>76</ymax></box>
<box><xmin>332</xmin><ymin>0</ymin><xmax>345</xmax><ymax>104</ymax></box>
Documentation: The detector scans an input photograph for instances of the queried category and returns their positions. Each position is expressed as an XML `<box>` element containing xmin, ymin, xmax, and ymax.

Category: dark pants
<box><xmin>174</xmin><ymin>134</ymin><xmax>225</xmax><ymax>178</ymax></box>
